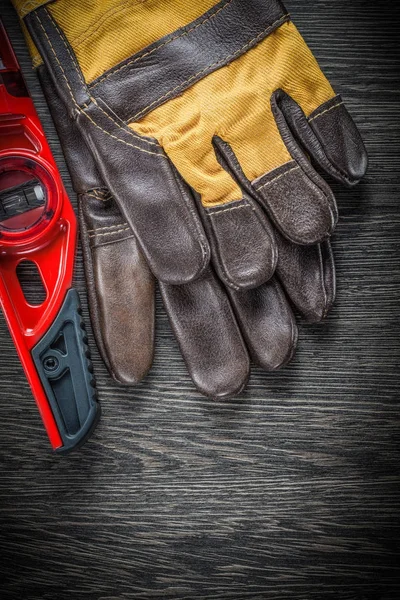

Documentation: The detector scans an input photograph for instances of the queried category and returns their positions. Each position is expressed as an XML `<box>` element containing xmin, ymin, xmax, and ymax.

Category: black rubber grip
<box><xmin>32</xmin><ymin>288</ymin><xmax>100</xmax><ymax>453</ymax></box>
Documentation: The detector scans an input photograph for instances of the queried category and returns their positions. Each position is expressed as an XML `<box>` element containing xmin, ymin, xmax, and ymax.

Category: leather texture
<box><xmin>79</xmin><ymin>194</ymin><xmax>156</xmax><ymax>385</ymax></box>
<box><xmin>21</xmin><ymin>0</ymin><xmax>369</xmax><ymax>398</ymax></box>
<box><xmin>204</xmin><ymin>197</ymin><xmax>278</xmax><ymax>290</ymax></box>
<box><xmin>226</xmin><ymin>278</ymin><xmax>297</xmax><ymax>371</ymax></box>
<box><xmin>212</xmin><ymin>135</ymin><xmax>338</xmax><ymax>246</ymax></box>
<box><xmin>38</xmin><ymin>64</ymin><xmax>295</xmax><ymax>397</ymax></box>
<box><xmin>23</xmin><ymin>1</ymin><xmax>367</xmax><ymax>293</ymax></box>
<box><xmin>87</xmin><ymin>0</ymin><xmax>288</xmax><ymax>123</ymax></box>
<box><xmin>275</xmin><ymin>230</ymin><xmax>336</xmax><ymax>323</ymax></box>
<box><xmin>159</xmin><ymin>270</ymin><xmax>251</xmax><ymax>399</ymax></box>
<box><xmin>37</xmin><ymin>65</ymin><xmax>330</xmax><ymax>399</ymax></box>
<box><xmin>271</xmin><ymin>90</ymin><xmax>368</xmax><ymax>187</ymax></box>
<box><xmin>253</xmin><ymin>161</ymin><xmax>337</xmax><ymax>245</ymax></box>
<box><xmin>308</xmin><ymin>97</ymin><xmax>369</xmax><ymax>186</ymax></box>
<box><xmin>26</xmin><ymin>5</ymin><xmax>278</xmax><ymax>290</ymax></box>
<box><xmin>38</xmin><ymin>66</ymin><xmax>155</xmax><ymax>385</ymax></box>
<box><xmin>78</xmin><ymin>98</ymin><xmax>211</xmax><ymax>285</ymax></box>
<box><xmin>29</xmin><ymin>7</ymin><xmax>212</xmax><ymax>286</ymax></box>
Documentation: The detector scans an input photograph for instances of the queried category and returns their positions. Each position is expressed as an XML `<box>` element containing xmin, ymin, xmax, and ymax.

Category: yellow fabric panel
<box><xmin>130</xmin><ymin>21</ymin><xmax>336</xmax><ymax>208</ymax></box>
<box><xmin>12</xmin><ymin>0</ymin><xmax>51</xmax><ymax>18</ymax></box>
<box><xmin>44</xmin><ymin>0</ymin><xmax>220</xmax><ymax>84</ymax></box>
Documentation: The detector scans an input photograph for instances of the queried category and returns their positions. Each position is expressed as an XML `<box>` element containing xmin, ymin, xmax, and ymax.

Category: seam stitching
<box><xmin>35</xmin><ymin>12</ymin><xmax>166</xmax><ymax>159</ymax></box>
<box><xmin>217</xmin><ymin>140</ymin><xmax>246</xmax><ymax>179</ymax></box>
<box><xmin>46</xmin><ymin>10</ymin><xmax>86</xmax><ymax>88</ymax></box>
<box><xmin>208</xmin><ymin>202</ymin><xmax>252</xmax><ymax>216</ymax></box>
<box><xmin>35</xmin><ymin>12</ymin><xmax>79</xmax><ymax>106</ymax></box>
<box><xmin>128</xmin><ymin>13</ymin><xmax>290</xmax><ymax>122</ymax></box>
<box><xmin>90</xmin><ymin>0</ymin><xmax>235</xmax><ymax>89</ymax></box>
<box><xmin>87</xmin><ymin>223</ymin><xmax>129</xmax><ymax>234</ymax></box>
<box><xmin>86</xmin><ymin>191</ymin><xmax>113</xmax><ymax>201</ymax></box>
<box><xmin>43</xmin><ymin>11</ymin><xmax>158</xmax><ymax>149</ymax></box>
<box><xmin>255</xmin><ymin>165</ymin><xmax>300</xmax><ymax>191</ymax></box>
<box><xmin>19</xmin><ymin>0</ymin><xmax>45</xmax><ymax>17</ymax></box>
<box><xmin>89</xmin><ymin>226</ymin><xmax>131</xmax><ymax>239</ymax></box>
<box><xmin>92</xmin><ymin>98</ymin><xmax>159</xmax><ymax>148</ymax></box>
<box><xmin>308</xmin><ymin>101</ymin><xmax>344</xmax><ymax>122</ymax></box>
<box><xmin>90</xmin><ymin>235</ymin><xmax>135</xmax><ymax>246</ymax></box>
<box><xmin>308</xmin><ymin>100</ymin><xmax>356</xmax><ymax>184</ymax></box>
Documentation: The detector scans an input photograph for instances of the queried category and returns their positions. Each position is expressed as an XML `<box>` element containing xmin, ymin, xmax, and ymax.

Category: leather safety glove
<box><xmin>13</xmin><ymin>0</ymin><xmax>367</xmax><ymax>295</ymax></box>
<box><xmin>36</xmin><ymin>64</ymin><xmax>335</xmax><ymax>398</ymax></box>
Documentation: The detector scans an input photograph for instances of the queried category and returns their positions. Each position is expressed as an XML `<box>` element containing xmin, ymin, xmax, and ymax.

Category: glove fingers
<box><xmin>213</xmin><ymin>135</ymin><xmax>337</xmax><ymax>247</ymax></box>
<box><xmin>77</xmin><ymin>101</ymin><xmax>211</xmax><ymax>286</ymax></box>
<box><xmin>28</xmin><ymin>8</ymin><xmax>211</xmax><ymax>286</ymax></box>
<box><xmin>275</xmin><ymin>230</ymin><xmax>336</xmax><ymax>323</ymax></box>
<box><xmin>226</xmin><ymin>278</ymin><xmax>298</xmax><ymax>371</ymax></box>
<box><xmin>272</xmin><ymin>90</ymin><xmax>368</xmax><ymax>187</ymax></box>
<box><xmin>153</xmin><ymin>136</ymin><xmax>278</xmax><ymax>291</ymax></box>
<box><xmin>159</xmin><ymin>269</ymin><xmax>250</xmax><ymax>399</ymax></box>
<box><xmin>38</xmin><ymin>65</ymin><xmax>155</xmax><ymax>384</ymax></box>
<box><xmin>200</xmin><ymin>194</ymin><xmax>278</xmax><ymax>291</ymax></box>
<box><xmin>80</xmin><ymin>195</ymin><xmax>155</xmax><ymax>385</ymax></box>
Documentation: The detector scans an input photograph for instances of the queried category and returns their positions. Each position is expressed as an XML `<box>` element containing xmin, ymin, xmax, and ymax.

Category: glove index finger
<box><xmin>26</xmin><ymin>5</ymin><xmax>211</xmax><ymax>286</ymax></box>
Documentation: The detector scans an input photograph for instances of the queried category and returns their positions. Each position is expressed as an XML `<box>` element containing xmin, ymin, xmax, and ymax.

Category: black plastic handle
<box><xmin>32</xmin><ymin>288</ymin><xmax>100</xmax><ymax>453</ymax></box>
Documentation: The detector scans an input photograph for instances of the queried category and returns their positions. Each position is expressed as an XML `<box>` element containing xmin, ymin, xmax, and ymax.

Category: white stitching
<box><xmin>36</xmin><ymin>11</ymin><xmax>209</xmax><ymax>266</ymax></box>
<box><xmin>44</xmin><ymin>10</ymin><xmax>159</xmax><ymax>149</ymax></box>
<box><xmin>308</xmin><ymin>101</ymin><xmax>344</xmax><ymax>122</ymax></box>
<box><xmin>35</xmin><ymin>11</ymin><xmax>166</xmax><ymax>159</ymax></box>
<box><xmin>90</xmin><ymin>0</ymin><xmax>235</xmax><ymax>89</ymax></box>
<box><xmin>87</xmin><ymin>223</ymin><xmax>129</xmax><ymax>234</ymax></box>
<box><xmin>35</xmin><ymin>13</ymin><xmax>78</xmax><ymax>106</ymax></box>
<box><xmin>89</xmin><ymin>226</ymin><xmax>131</xmax><ymax>239</ymax></box>
<box><xmin>255</xmin><ymin>165</ymin><xmax>300</xmax><ymax>191</ymax></box>
<box><xmin>91</xmin><ymin>97</ymin><xmax>159</xmax><ymax>148</ymax></box>
<box><xmin>207</xmin><ymin>202</ymin><xmax>252</xmax><ymax>216</ymax></box>
<box><xmin>47</xmin><ymin>10</ymin><xmax>86</xmax><ymax>88</ymax></box>
<box><xmin>128</xmin><ymin>14</ymin><xmax>290</xmax><ymax>122</ymax></box>
<box><xmin>85</xmin><ymin>190</ymin><xmax>112</xmax><ymax>201</ymax></box>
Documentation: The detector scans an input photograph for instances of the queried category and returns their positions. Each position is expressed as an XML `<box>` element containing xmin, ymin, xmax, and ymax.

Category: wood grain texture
<box><xmin>0</xmin><ymin>1</ymin><xmax>399</xmax><ymax>598</ymax></box>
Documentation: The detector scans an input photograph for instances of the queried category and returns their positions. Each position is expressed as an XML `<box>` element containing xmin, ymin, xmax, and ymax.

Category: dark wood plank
<box><xmin>0</xmin><ymin>1</ymin><xmax>399</xmax><ymax>598</ymax></box>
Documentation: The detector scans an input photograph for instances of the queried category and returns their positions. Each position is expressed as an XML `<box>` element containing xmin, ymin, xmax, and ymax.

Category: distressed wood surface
<box><xmin>0</xmin><ymin>1</ymin><xmax>399</xmax><ymax>598</ymax></box>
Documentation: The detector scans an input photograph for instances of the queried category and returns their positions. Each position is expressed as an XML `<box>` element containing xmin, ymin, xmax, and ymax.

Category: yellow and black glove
<box><xmin>14</xmin><ymin>0</ymin><xmax>367</xmax><ymax>292</ymax></box>
<box><xmin>38</xmin><ymin>65</ymin><xmax>334</xmax><ymax>397</ymax></box>
<box><xmin>12</xmin><ymin>0</ymin><xmax>366</xmax><ymax>397</ymax></box>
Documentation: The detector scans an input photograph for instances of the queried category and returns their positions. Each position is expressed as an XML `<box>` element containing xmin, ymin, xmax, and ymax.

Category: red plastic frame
<box><xmin>0</xmin><ymin>20</ymin><xmax>77</xmax><ymax>450</ymax></box>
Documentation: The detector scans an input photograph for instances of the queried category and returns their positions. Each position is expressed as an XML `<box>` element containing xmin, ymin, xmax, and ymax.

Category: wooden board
<box><xmin>0</xmin><ymin>0</ymin><xmax>399</xmax><ymax>598</ymax></box>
